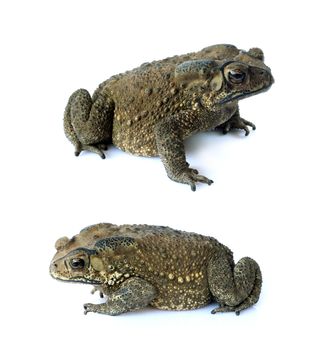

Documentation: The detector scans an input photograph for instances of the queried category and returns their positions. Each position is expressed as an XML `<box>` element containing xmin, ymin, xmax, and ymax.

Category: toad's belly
<box><xmin>150</xmin><ymin>284</ymin><xmax>212</xmax><ymax>310</ymax></box>
<box><xmin>147</xmin><ymin>271</ymin><xmax>213</xmax><ymax>310</ymax></box>
<box><xmin>112</xmin><ymin>131</ymin><xmax>158</xmax><ymax>157</ymax></box>
<box><xmin>112</xmin><ymin>113</ymin><xmax>160</xmax><ymax>156</ymax></box>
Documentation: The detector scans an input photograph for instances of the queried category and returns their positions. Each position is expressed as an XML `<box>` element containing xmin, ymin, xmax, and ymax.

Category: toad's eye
<box><xmin>70</xmin><ymin>258</ymin><xmax>85</xmax><ymax>269</ymax></box>
<box><xmin>228</xmin><ymin>70</ymin><xmax>246</xmax><ymax>84</ymax></box>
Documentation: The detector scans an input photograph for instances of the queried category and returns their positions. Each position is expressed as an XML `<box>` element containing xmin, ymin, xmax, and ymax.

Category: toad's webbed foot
<box><xmin>170</xmin><ymin>167</ymin><xmax>213</xmax><ymax>191</ymax></box>
<box><xmin>218</xmin><ymin>114</ymin><xmax>256</xmax><ymax>136</ymax></box>
<box><xmin>84</xmin><ymin>302</ymin><xmax>127</xmax><ymax>316</ymax></box>
<box><xmin>211</xmin><ymin>304</ymin><xmax>242</xmax><ymax>315</ymax></box>
<box><xmin>74</xmin><ymin>143</ymin><xmax>107</xmax><ymax>159</ymax></box>
<box><xmin>84</xmin><ymin>303</ymin><xmax>103</xmax><ymax>315</ymax></box>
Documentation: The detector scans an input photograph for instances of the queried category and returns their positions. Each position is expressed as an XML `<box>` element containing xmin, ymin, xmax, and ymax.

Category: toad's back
<box><xmin>101</xmin><ymin>62</ymin><xmax>189</xmax><ymax>156</ymax></box>
<box><xmin>87</xmin><ymin>224</ymin><xmax>232</xmax><ymax>310</ymax></box>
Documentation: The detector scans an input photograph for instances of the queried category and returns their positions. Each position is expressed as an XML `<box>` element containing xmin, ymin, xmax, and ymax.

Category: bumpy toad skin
<box><xmin>64</xmin><ymin>44</ymin><xmax>274</xmax><ymax>190</ymax></box>
<box><xmin>50</xmin><ymin>223</ymin><xmax>262</xmax><ymax>316</ymax></box>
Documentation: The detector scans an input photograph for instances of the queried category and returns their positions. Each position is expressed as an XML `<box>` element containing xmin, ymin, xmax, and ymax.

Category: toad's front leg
<box><xmin>64</xmin><ymin>89</ymin><xmax>115</xmax><ymax>158</ymax></box>
<box><xmin>154</xmin><ymin>111</ymin><xmax>214</xmax><ymax>191</ymax></box>
<box><xmin>216</xmin><ymin>108</ymin><xmax>256</xmax><ymax>136</ymax></box>
<box><xmin>84</xmin><ymin>277</ymin><xmax>157</xmax><ymax>316</ymax></box>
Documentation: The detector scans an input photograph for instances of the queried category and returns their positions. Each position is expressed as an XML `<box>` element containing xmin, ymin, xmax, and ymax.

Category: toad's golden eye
<box><xmin>70</xmin><ymin>258</ymin><xmax>85</xmax><ymax>269</ymax></box>
<box><xmin>228</xmin><ymin>70</ymin><xmax>246</xmax><ymax>84</ymax></box>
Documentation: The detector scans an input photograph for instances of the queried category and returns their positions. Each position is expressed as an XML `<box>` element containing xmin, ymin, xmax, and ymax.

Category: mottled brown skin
<box><xmin>64</xmin><ymin>44</ymin><xmax>273</xmax><ymax>190</ymax></box>
<box><xmin>50</xmin><ymin>223</ymin><xmax>262</xmax><ymax>316</ymax></box>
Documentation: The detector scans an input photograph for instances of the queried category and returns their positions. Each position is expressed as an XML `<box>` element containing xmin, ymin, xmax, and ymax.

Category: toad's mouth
<box><xmin>218</xmin><ymin>82</ymin><xmax>273</xmax><ymax>105</ymax></box>
<box><xmin>50</xmin><ymin>268</ymin><xmax>103</xmax><ymax>285</ymax></box>
<box><xmin>51</xmin><ymin>275</ymin><xmax>103</xmax><ymax>285</ymax></box>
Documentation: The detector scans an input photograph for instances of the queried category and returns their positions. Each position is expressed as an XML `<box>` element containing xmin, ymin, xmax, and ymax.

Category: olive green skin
<box><xmin>50</xmin><ymin>223</ymin><xmax>262</xmax><ymax>316</ymax></box>
<box><xmin>64</xmin><ymin>44</ymin><xmax>273</xmax><ymax>190</ymax></box>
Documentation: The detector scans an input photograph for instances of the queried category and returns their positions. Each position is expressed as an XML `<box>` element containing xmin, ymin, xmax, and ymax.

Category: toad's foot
<box><xmin>74</xmin><ymin>142</ymin><xmax>107</xmax><ymax>159</ymax></box>
<box><xmin>219</xmin><ymin>116</ymin><xmax>256</xmax><ymax>136</ymax></box>
<box><xmin>83</xmin><ymin>303</ymin><xmax>120</xmax><ymax>315</ymax></box>
<box><xmin>211</xmin><ymin>295</ymin><xmax>258</xmax><ymax>315</ymax></box>
<box><xmin>171</xmin><ymin>168</ymin><xmax>213</xmax><ymax>191</ymax></box>
<box><xmin>211</xmin><ymin>304</ymin><xmax>242</xmax><ymax>315</ymax></box>
<box><xmin>83</xmin><ymin>303</ymin><xmax>117</xmax><ymax>315</ymax></box>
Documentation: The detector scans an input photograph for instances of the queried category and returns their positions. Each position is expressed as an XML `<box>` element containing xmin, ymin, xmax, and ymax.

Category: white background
<box><xmin>1</xmin><ymin>0</ymin><xmax>331</xmax><ymax>349</ymax></box>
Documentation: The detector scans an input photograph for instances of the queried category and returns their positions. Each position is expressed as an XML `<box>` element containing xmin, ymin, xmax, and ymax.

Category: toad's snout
<box><xmin>49</xmin><ymin>261</ymin><xmax>60</xmax><ymax>278</ymax></box>
<box><xmin>255</xmin><ymin>67</ymin><xmax>274</xmax><ymax>87</ymax></box>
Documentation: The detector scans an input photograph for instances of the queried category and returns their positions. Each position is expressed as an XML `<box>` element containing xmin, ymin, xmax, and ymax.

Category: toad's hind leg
<box><xmin>208</xmin><ymin>251</ymin><xmax>262</xmax><ymax>315</ymax></box>
<box><xmin>84</xmin><ymin>277</ymin><xmax>157</xmax><ymax>316</ymax></box>
<box><xmin>64</xmin><ymin>89</ymin><xmax>114</xmax><ymax>158</ymax></box>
